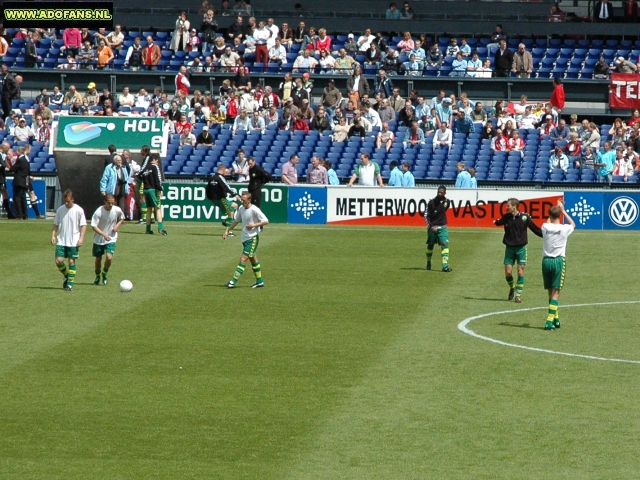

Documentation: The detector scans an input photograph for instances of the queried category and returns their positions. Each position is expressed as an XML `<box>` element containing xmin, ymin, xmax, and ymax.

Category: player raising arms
<box><xmin>494</xmin><ymin>198</ymin><xmax>542</xmax><ymax>303</ymax></box>
<box><xmin>223</xmin><ymin>192</ymin><xmax>269</xmax><ymax>289</ymax></box>
<box><xmin>51</xmin><ymin>190</ymin><xmax>87</xmax><ymax>291</ymax></box>
<box><xmin>541</xmin><ymin>199</ymin><xmax>575</xmax><ymax>330</ymax></box>
<box><xmin>424</xmin><ymin>185</ymin><xmax>452</xmax><ymax>272</ymax></box>
<box><xmin>91</xmin><ymin>194</ymin><xmax>125</xmax><ymax>286</ymax></box>
<box><xmin>206</xmin><ymin>163</ymin><xmax>241</xmax><ymax>232</ymax></box>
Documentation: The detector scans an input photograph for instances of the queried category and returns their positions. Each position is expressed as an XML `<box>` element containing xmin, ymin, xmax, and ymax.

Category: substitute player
<box><xmin>51</xmin><ymin>190</ymin><xmax>87</xmax><ymax>291</ymax></box>
<box><xmin>223</xmin><ymin>192</ymin><xmax>269</xmax><ymax>288</ymax></box>
<box><xmin>206</xmin><ymin>163</ymin><xmax>241</xmax><ymax>232</ymax></box>
<box><xmin>542</xmin><ymin>199</ymin><xmax>575</xmax><ymax>330</ymax></box>
<box><xmin>140</xmin><ymin>153</ymin><xmax>167</xmax><ymax>235</ymax></box>
<box><xmin>424</xmin><ymin>185</ymin><xmax>452</xmax><ymax>272</ymax></box>
<box><xmin>494</xmin><ymin>198</ymin><xmax>542</xmax><ymax>303</ymax></box>
<box><xmin>91</xmin><ymin>194</ymin><xmax>125</xmax><ymax>286</ymax></box>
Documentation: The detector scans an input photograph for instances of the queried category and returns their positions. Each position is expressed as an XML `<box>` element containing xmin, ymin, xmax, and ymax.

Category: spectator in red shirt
<box><xmin>550</xmin><ymin>77</ymin><xmax>565</xmax><ymax>112</ymax></box>
<box><xmin>293</xmin><ymin>112</ymin><xmax>309</xmax><ymax>134</ymax></box>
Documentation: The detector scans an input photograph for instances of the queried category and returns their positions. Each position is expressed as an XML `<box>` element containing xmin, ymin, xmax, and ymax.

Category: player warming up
<box><xmin>206</xmin><ymin>164</ymin><xmax>241</xmax><ymax>233</ymax></box>
<box><xmin>494</xmin><ymin>198</ymin><xmax>542</xmax><ymax>303</ymax></box>
<box><xmin>51</xmin><ymin>190</ymin><xmax>87</xmax><ymax>291</ymax></box>
<box><xmin>424</xmin><ymin>185</ymin><xmax>452</xmax><ymax>272</ymax></box>
<box><xmin>541</xmin><ymin>199</ymin><xmax>575</xmax><ymax>330</ymax></box>
<box><xmin>223</xmin><ymin>192</ymin><xmax>269</xmax><ymax>288</ymax></box>
<box><xmin>140</xmin><ymin>153</ymin><xmax>167</xmax><ymax>235</ymax></box>
<box><xmin>91</xmin><ymin>194</ymin><xmax>125</xmax><ymax>286</ymax></box>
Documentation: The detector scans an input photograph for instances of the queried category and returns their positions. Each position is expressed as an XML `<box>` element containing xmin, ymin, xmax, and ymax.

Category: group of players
<box><xmin>51</xmin><ymin>150</ymin><xmax>270</xmax><ymax>291</ymax></box>
<box><xmin>425</xmin><ymin>186</ymin><xmax>575</xmax><ymax>330</ymax></box>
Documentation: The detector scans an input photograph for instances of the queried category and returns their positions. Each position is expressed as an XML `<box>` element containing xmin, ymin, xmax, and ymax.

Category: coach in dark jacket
<box><xmin>10</xmin><ymin>146</ymin><xmax>30</xmax><ymax>219</ymax></box>
<box><xmin>1</xmin><ymin>64</ymin><xmax>19</xmax><ymax>121</ymax></box>
<box><xmin>248</xmin><ymin>156</ymin><xmax>270</xmax><ymax>208</ymax></box>
<box><xmin>494</xmin><ymin>40</ymin><xmax>514</xmax><ymax>78</ymax></box>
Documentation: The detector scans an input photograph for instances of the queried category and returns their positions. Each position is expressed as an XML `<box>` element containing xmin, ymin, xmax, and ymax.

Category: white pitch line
<box><xmin>458</xmin><ymin>300</ymin><xmax>640</xmax><ymax>364</ymax></box>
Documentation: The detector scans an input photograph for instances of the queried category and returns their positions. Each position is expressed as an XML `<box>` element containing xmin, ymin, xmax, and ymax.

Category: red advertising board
<box><xmin>610</xmin><ymin>73</ymin><xmax>640</xmax><ymax>109</ymax></box>
<box><xmin>326</xmin><ymin>187</ymin><xmax>563</xmax><ymax>227</ymax></box>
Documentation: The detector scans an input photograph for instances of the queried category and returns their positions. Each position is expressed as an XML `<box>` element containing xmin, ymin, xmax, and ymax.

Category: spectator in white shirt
<box><xmin>433</xmin><ymin>121</ymin><xmax>452</xmax><ymax>152</ymax></box>
<box><xmin>268</xmin><ymin>38</ymin><xmax>287</xmax><ymax>65</ymax></box>
<box><xmin>516</xmin><ymin>105</ymin><xmax>537</xmax><ymax>130</ymax></box>
<box><xmin>361</xmin><ymin>101</ymin><xmax>381</xmax><ymax>128</ymax></box>
<box><xmin>250</xmin><ymin>110</ymin><xmax>266</xmax><ymax>134</ymax></box>
<box><xmin>233</xmin><ymin>109</ymin><xmax>251</xmax><ymax>134</ymax></box>
<box><xmin>266</xmin><ymin>18</ymin><xmax>279</xmax><ymax>48</ymax></box>
<box><xmin>118</xmin><ymin>86</ymin><xmax>135</xmax><ymax>107</ymax></box>
<box><xmin>135</xmin><ymin>88</ymin><xmax>151</xmax><ymax>109</ymax></box>
<box><xmin>357</xmin><ymin>28</ymin><xmax>375</xmax><ymax>52</ymax></box>
<box><xmin>180</xmin><ymin>126</ymin><xmax>197</xmax><ymax>146</ymax></box>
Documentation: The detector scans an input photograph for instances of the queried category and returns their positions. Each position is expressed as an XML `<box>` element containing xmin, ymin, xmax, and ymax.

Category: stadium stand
<box><xmin>1</xmin><ymin>0</ymin><xmax>640</xmax><ymax>186</ymax></box>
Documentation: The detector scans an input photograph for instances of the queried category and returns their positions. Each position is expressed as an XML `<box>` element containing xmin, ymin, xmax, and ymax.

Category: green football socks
<box><xmin>158</xmin><ymin>221</ymin><xmax>164</xmax><ymax>231</ymax></box>
<box><xmin>57</xmin><ymin>263</ymin><xmax>68</xmax><ymax>277</ymax></box>
<box><xmin>441</xmin><ymin>247</ymin><xmax>449</xmax><ymax>268</ymax></box>
<box><xmin>232</xmin><ymin>263</ymin><xmax>246</xmax><ymax>282</ymax></box>
<box><xmin>515</xmin><ymin>276</ymin><xmax>524</xmax><ymax>297</ymax></box>
<box><xmin>67</xmin><ymin>265</ymin><xmax>76</xmax><ymax>287</ymax></box>
<box><xmin>506</xmin><ymin>275</ymin><xmax>514</xmax><ymax>288</ymax></box>
<box><xmin>252</xmin><ymin>261</ymin><xmax>263</xmax><ymax>284</ymax></box>
<box><xmin>547</xmin><ymin>299</ymin><xmax>558</xmax><ymax>322</ymax></box>
<box><xmin>426</xmin><ymin>245</ymin><xmax>434</xmax><ymax>262</ymax></box>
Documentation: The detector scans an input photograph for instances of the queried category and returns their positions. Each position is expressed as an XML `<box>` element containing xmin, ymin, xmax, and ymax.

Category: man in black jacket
<box><xmin>140</xmin><ymin>153</ymin><xmax>167</xmax><ymax>235</ymax></box>
<box><xmin>424</xmin><ymin>185</ymin><xmax>452</xmax><ymax>272</ymax></box>
<box><xmin>1</xmin><ymin>64</ymin><xmax>19</xmax><ymax>121</ymax></box>
<box><xmin>494</xmin><ymin>198</ymin><xmax>543</xmax><ymax>303</ymax></box>
<box><xmin>10</xmin><ymin>146</ymin><xmax>30</xmax><ymax>219</ymax></box>
<box><xmin>0</xmin><ymin>142</ymin><xmax>15</xmax><ymax>218</ymax></box>
<box><xmin>247</xmin><ymin>156</ymin><xmax>270</xmax><ymax>208</ymax></box>
<box><xmin>206</xmin><ymin>163</ymin><xmax>241</xmax><ymax>230</ymax></box>
<box><xmin>493</xmin><ymin>39</ymin><xmax>513</xmax><ymax>78</ymax></box>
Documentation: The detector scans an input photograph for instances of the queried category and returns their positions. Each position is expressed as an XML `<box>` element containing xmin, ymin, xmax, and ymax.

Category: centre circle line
<box><xmin>457</xmin><ymin>300</ymin><xmax>640</xmax><ymax>364</ymax></box>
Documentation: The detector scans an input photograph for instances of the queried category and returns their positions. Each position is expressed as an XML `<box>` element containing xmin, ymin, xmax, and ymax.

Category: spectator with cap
<box><xmin>321</xmin><ymin>79</ymin><xmax>342</xmax><ymax>121</ymax></box>
<box><xmin>342</xmin><ymin>34</ymin><xmax>358</xmax><ymax>57</ymax></box>
<box><xmin>196</xmin><ymin>125</ymin><xmax>214</xmax><ymax>146</ymax></box>
<box><xmin>84</xmin><ymin>82</ymin><xmax>100</xmax><ymax>107</ymax></box>
<box><xmin>614</xmin><ymin>56</ymin><xmax>638</xmax><ymax>73</ymax></box>
<box><xmin>512</xmin><ymin>43</ymin><xmax>533</xmax><ymax>78</ymax></box>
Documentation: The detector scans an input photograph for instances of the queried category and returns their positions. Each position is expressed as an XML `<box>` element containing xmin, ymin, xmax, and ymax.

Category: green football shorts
<box><xmin>542</xmin><ymin>256</ymin><xmax>566</xmax><ymax>290</ymax></box>
<box><xmin>213</xmin><ymin>198</ymin><xmax>235</xmax><ymax>219</ymax></box>
<box><xmin>92</xmin><ymin>242</ymin><xmax>117</xmax><ymax>257</ymax></box>
<box><xmin>55</xmin><ymin>245</ymin><xmax>79</xmax><ymax>259</ymax></box>
<box><xmin>144</xmin><ymin>189</ymin><xmax>160</xmax><ymax>208</ymax></box>
<box><xmin>504</xmin><ymin>245</ymin><xmax>527</xmax><ymax>265</ymax></box>
<box><xmin>242</xmin><ymin>236</ymin><xmax>259</xmax><ymax>257</ymax></box>
<box><xmin>427</xmin><ymin>226</ymin><xmax>449</xmax><ymax>246</ymax></box>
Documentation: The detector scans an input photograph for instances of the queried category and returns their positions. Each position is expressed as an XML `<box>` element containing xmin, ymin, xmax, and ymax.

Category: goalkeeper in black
<box><xmin>494</xmin><ymin>198</ymin><xmax>542</xmax><ymax>302</ymax></box>
<box><xmin>424</xmin><ymin>185</ymin><xmax>452</xmax><ymax>272</ymax></box>
<box><xmin>206</xmin><ymin>164</ymin><xmax>241</xmax><ymax>233</ymax></box>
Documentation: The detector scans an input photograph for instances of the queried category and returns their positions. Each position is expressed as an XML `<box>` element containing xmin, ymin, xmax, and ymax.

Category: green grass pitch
<box><xmin>2</xmin><ymin>219</ymin><xmax>640</xmax><ymax>479</ymax></box>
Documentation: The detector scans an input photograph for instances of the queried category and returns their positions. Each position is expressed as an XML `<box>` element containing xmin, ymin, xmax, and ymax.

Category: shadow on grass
<box><xmin>463</xmin><ymin>296</ymin><xmax>509</xmax><ymax>302</ymax></box>
<box><xmin>498</xmin><ymin>322</ymin><xmax>546</xmax><ymax>330</ymax></box>
<box><xmin>399</xmin><ymin>267</ymin><xmax>427</xmax><ymax>271</ymax></box>
<box><xmin>189</xmin><ymin>233</ymin><xmax>221</xmax><ymax>237</ymax></box>
<box><xmin>28</xmin><ymin>282</ymin><xmax>97</xmax><ymax>290</ymax></box>
<box><xmin>120</xmin><ymin>231</ymin><xmax>148</xmax><ymax>235</ymax></box>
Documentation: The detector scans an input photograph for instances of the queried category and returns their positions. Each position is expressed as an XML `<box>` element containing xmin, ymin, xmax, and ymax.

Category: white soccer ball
<box><xmin>119</xmin><ymin>280</ymin><xmax>133</xmax><ymax>292</ymax></box>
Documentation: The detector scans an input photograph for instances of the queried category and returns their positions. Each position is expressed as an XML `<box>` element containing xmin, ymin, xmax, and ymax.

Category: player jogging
<box><xmin>541</xmin><ymin>199</ymin><xmax>575</xmax><ymax>330</ymax></box>
<box><xmin>494</xmin><ymin>198</ymin><xmax>543</xmax><ymax>303</ymax></box>
<box><xmin>51</xmin><ymin>190</ymin><xmax>87</xmax><ymax>291</ymax></box>
<box><xmin>424</xmin><ymin>185</ymin><xmax>452</xmax><ymax>272</ymax></box>
<box><xmin>91</xmin><ymin>194</ymin><xmax>124</xmax><ymax>285</ymax></box>
<box><xmin>140</xmin><ymin>153</ymin><xmax>167</xmax><ymax>235</ymax></box>
<box><xmin>223</xmin><ymin>192</ymin><xmax>269</xmax><ymax>288</ymax></box>
<box><xmin>206</xmin><ymin>164</ymin><xmax>241</xmax><ymax>232</ymax></box>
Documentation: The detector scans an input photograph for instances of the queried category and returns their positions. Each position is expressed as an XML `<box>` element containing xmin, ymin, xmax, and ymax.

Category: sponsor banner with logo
<box><xmin>287</xmin><ymin>186</ymin><xmax>328</xmax><ymax>224</ymax></box>
<box><xmin>604</xmin><ymin>193</ymin><xmax>640</xmax><ymax>229</ymax></box>
<box><xmin>610</xmin><ymin>73</ymin><xmax>640</xmax><ymax>109</ymax></box>
<box><xmin>564</xmin><ymin>192</ymin><xmax>603</xmax><ymax>230</ymax></box>
<box><xmin>6</xmin><ymin>179</ymin><xmax>46</xmax><ymax>219</ymax></box>
<box><xmin>54</xmin><ymin>116</ymin><xmax>167</xmax><ymax>156</ymax></box>
<box><xmin>161</xmin><ymin>183</ymin><xmax>287</xmax><ymax>223</ymax></box>
<box><xmin>325</xmin><ymin>187</ymin><xmax>562</xmax><ymax>227</ymax></box>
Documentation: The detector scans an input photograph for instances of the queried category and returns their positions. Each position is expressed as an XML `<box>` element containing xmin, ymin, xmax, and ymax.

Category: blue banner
<box><xmin>603</xmin><ymin>193</ymin><xmax>640</xmax><ymax>230</ymax></box>
<box><xmin>6</xmin><ymin>179</ymin><xmax>46</xmax><ymax>219</ymax></box>
<box><xmin>564</xmin><ymin>192</ymin><xmax>603</xmax><ymax>230</ymax></box>
<box><xmin>287</xmin><ymin>186</ymin><xmax>327</xmax><ymax>224</ymax></box>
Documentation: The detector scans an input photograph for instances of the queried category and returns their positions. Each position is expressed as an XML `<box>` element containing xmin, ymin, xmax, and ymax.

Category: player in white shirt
<box><xmin>223</xmin><ymin>192</ymin><xmax>270</xmax><ymax>289</ymax></box>
<box><xmin>91</xmin><ymin>194</ymin><xmax>125</xmax><ymax>286</ymax></box>
<box><xmin>51</xmin><ymin>190</ymin><xmax>87</xmax><ymax>291</ymax></box>
<box><xmin>541</xmin><ymin>199</ymin><xmax>575</xmax><ymax>330</ymax></box>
